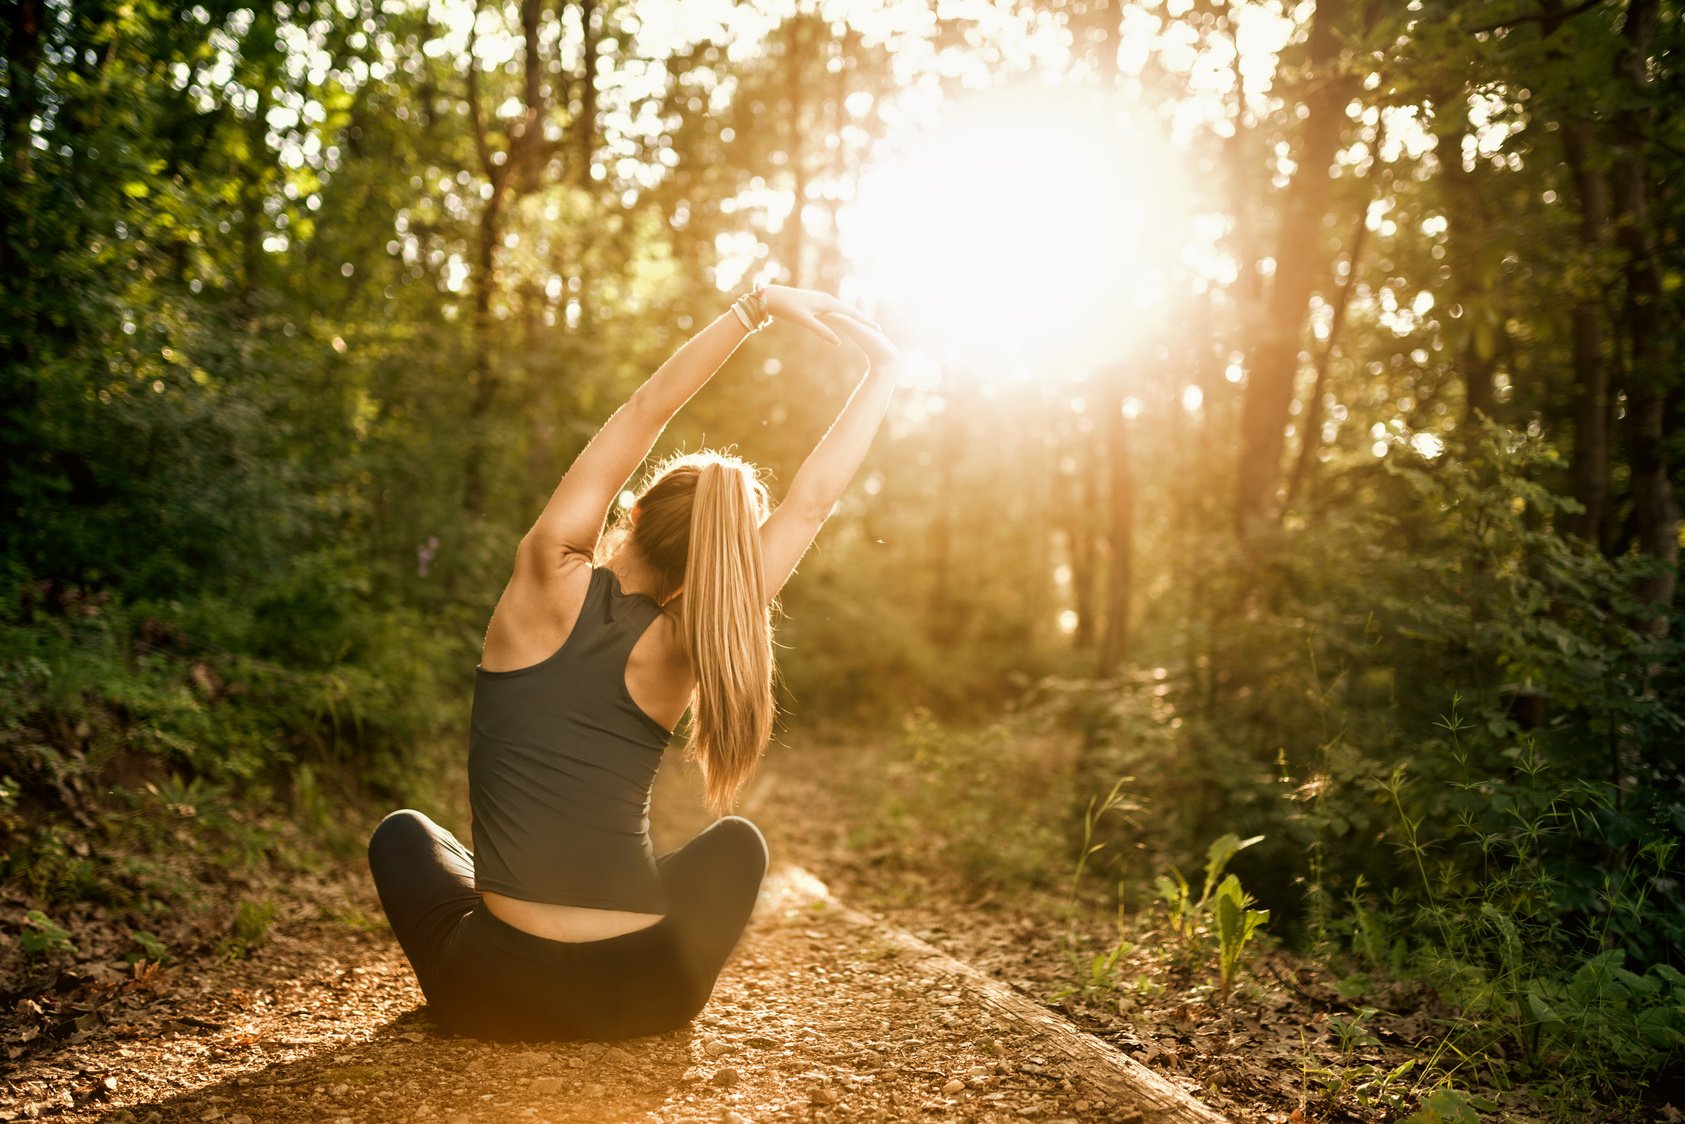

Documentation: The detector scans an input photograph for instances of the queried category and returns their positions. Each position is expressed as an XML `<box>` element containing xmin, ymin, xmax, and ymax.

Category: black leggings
<box><xmin>366</xmin><ymin>808</ymin><xmax>768</xmax><ymax>1042</ymax></box>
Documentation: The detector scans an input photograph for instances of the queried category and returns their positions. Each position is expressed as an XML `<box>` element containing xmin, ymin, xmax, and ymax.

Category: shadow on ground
<box><xmin>117</xmin><ymin>1007</ymin><xmax>699</xmax><ymax>1124</ymax></box>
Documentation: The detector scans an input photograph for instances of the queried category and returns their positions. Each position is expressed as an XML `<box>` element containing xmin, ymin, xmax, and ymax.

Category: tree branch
<box><xmin>1467</xmin><ymin>0</ymin><xmax>1606</xmax><ymax>37</ymax></box>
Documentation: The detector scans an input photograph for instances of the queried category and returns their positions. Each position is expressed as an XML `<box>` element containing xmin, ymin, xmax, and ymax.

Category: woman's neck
<box><xmin>604</xmin><ymin>551</ymin><xmax>668</xmax><ymax>603</ymax></box>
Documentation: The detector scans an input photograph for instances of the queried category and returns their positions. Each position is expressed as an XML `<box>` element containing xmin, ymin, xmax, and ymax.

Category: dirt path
<box><xmin>1</xmin><ymin>757</ymin><xmax>1233</xmax><ymax>1124</ymax></box>
<box><xmin>1</xmin><ymin>865</ymin><xmax>1221</xmax><ymax>1124</ymax></box>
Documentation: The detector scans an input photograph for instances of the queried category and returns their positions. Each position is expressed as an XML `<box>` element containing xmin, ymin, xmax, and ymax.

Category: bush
<box><xmin>1038</xmin><ymin>422</ymin><xmax>1684</xmax><ymax>1096</ymax></box>
<box><xmin>842</xmin><ymin>708</ymin><xmax>1076</xmax><ymax>896</ymax></box>
<box><xmin>0</xmin><ymin>560</ymin><xmax>467</xmax><ymax>917</ymax></box>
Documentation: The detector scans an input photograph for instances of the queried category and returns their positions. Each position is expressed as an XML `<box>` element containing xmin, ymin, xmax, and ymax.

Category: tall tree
<box><xmin>1234</xmin><ymin>0</ymin><xmax>1356</xmax><ymax>538</ymax></box>
<box><xmin>1560</xmin><ymin>112</ymin><xmax>1614</xmax><ymax>546</ymax></box>
<box><xmin>1607</xmin><ymin>0</ymin><xmax>1678</xmax><ymax>631</ymax></box>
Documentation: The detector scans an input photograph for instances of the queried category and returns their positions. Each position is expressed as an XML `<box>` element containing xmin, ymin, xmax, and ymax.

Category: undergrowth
<box><xmin>841</xmin><ymin>707</ymin><xmax>1073</xmax><ymax>897</ymax></box>
<box><xmin>0</xmin><ymin>574</ymin><xmax>465</xmax><ymax>990</ymax></box>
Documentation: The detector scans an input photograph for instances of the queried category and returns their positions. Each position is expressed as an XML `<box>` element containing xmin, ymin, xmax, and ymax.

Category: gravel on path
<box><xmin>2</xmin><ymin>858</ymin><xmax>1219</xmax><ymax>1124</ymax></box>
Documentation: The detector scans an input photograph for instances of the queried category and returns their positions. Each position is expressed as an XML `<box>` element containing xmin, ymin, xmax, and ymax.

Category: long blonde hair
<box><xmin>609</xmin><ymin>450</ymin><xmax>775</xmax><ymax>813</ymax></box>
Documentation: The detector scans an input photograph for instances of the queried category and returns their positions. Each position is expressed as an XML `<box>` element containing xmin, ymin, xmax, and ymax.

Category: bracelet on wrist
<box><xmin>731</xmin><ymin>285</ymin><xmax>772</xmax><ymax>333</ymax></box>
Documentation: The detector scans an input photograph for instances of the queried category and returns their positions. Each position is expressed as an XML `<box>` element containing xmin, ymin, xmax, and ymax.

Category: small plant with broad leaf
<box><xmin>1070</xmin><ymin>775</ymin><xmax>1142</xmax><ymax>900</ymax></box>
<box><xmin>1153</xmin><ymin>833</ymin><xmax>1271</xmax><ymax>998</ymax></box>
<box><xmin>1052</xmin><ymin>775</ymin><xmax>1150</xmax><ymax>1005</ymax></box>
<box><xmin>221</xmin><ymin>899</ymin><xmax>278</xmax><ymax>960</ymax></box>
<box><xmin>1153</xmin><ymin>831</ymin><xmax>1261</xmax><ymax>940</ymax></box>
<box><xmin>1401</xmin><ymin>1086</ymin><xmax>1487</xmax><ymax>1124</ymax></box>
<box><xmin>1213</xmin><ymin>873</ymin><xmax>1270</xmax><ymax>999</ymax></box>
<box><xmin>20</xmin><ymin>910</ymin><xmax>76</xmax><ymax>959</ymax></box>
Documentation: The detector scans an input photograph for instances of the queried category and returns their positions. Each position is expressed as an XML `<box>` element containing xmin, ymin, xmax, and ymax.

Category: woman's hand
<box><xmin>760</xmin><ymin>285</ymin><xmax>877</xmax><ymax>346</ymax></box>
<box><xmin>822</xmin><ymin>314</ymin><xmax>902</xmax><ymax>371</ymax></box>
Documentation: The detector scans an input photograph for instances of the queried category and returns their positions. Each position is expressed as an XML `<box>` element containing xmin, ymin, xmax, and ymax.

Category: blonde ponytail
<box><xmin>682</xmin><ymin>460</ymin><xmax>775</xmax><ymax>813</ymax></box>
<box><xmin>621</xmin><ymin>451</ymin><xmax>776</xmax><ymax>813</ymax></box>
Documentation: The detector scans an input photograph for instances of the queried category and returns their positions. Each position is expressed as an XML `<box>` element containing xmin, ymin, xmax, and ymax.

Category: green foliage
<box><xmin>1361</xmin><ymin>714</ymin><xmax>1685</xmax><ymax>1089</ymax></box>
<box><xmin>891</xmin><ymin>710</ymin><xmax>1070</xmax><ymax>892</ymax></box>
<box><xmin>1045</xmin><ymin>423</ymin><xmax>1681</xmax><ymax>1101</ymax></box>
<box><xmin>1213</xmin><ymin>874</ymin><xmax>1269</xmax><ymax>999</ymax></box>
<box><xmin>1153</xmin><ymin>832</ymin><xmax>1263</xmax><ymax>943</ymax></box>
<box><xmin>1327</xmin><ymin>1006</ymin><xmax>1381</xmax><ymax>1055</ymax></box>
<box><xmin>1150</xmin><ymin>833</ymin><xmax>1270</xmax><ymax>997</ymax></box>
<box><xmin>19</xmin><ymin>910</ymin><xmax>76</xmax><ymax>959</ymax></box>
<box><xmin>331</xmin><ymin>906</ymin><xmax>386</xmax><ymax>935</ymax></box>
<box><xmin>1304</xmin><ymin>1056</ymin><xmax>1424</xmax><ymax>1118</ymax></box>
<box><xmin>224</xmin><ymin>900</ymin><xmax>278</xmax><ymax>960</ymax></box>
<box><xmin>128</xmin><ymin>930</ymin><xmax>169</xmax><ymax>965</ymax></box>
<box><xmin>0</xmin><ymin>562</ymin><xmax>465</xmax><ymax>912</ymax></box>
<box><xmin>1070</xmin><ymin>775</ymin><xmax>1142</xmax><ymax>899</ymax></box>
<box><xmin>1527</xmin><ymin>952</ymin><xmax>1685</xmax><ymax>1069</ymax></box>
<box><xmin>1401</xmin><ymin>1087</ymin><xmax>1486</xmax><ymax>1124</ymax></box>
<box><xmin>838</xmin><ymin>709</ymin><xmax>1076</xmax><ymax>901</ymax></box>
<box><xmin>1051</xmin><ymin>937</ymin><xmax>1137</xmax><ymax>1003</ymax></box>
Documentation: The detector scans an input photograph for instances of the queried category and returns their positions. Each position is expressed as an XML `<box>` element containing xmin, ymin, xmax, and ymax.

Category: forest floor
<box><xmin>2</xmin><ymin>728</ymin><xmax>1667</xmax><ymax>1123</ymax></box>
<box><xmin>3</xmin><ymin>856</ymin><xmax>1179</xmax><ymax>1124</ymax></box>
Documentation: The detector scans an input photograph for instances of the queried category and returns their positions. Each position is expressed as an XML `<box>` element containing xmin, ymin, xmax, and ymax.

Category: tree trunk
<box><xmin>1608</xmin><ymin>0</ymin><xmax>1677</xmax><ymax>632</ymax></box>
<box><xmin>0</xmin><ymin>0</ymin><xmax>42</xmax><ymax>281</ymax></box>
<box><xmin>1223</xmin><ymin>0</ymin><xmax>1266</xmax><ymax>322</ymax></box>
<box><xmin>463</xmin><ymin>0</ymin><xmax>551</xmax><ymax>517</ymax></box>
<box><xmin>1440</xmin><ymin>101</ymin><xmax>1503</xmax><ymax>424</ymax></box>
<box><xmin>240</xmin><ymin>17</ymin><xmax>275</xmax><ymax>309</ymax></box>
<box><xmin>782</xmin><ymin>18</ymin><xmax>810</xmax><ymax>285</ymax></box>
<box><xmin>1097</xmin><ymin>363</ymin><xmax>1134</xmax><ymax>679</ymax></box>
<box><xmin>1027</xmin><ymin>388</ymin><xmax>1054</xmax><ymax>642</ymax></box>
<box><xmin>525</xmin><ymin>278</ymin><xmax>552</xmax><ymax>499</ymax></box>
<box><xmin>514</xmin><ymin>0</ymin><xmax>544</xmax><ymax>191</ymax></box>
<box><xmin>1559</xmin><ymin>117</ymin><xmax>1612</xmax><ymax>547</ymax></box>
<box><xmin>930</xmin><ymin>374</ymin><xmax>961</xmax><ymax>643</ymax></box>
<box><xmin>1067</xmin><ymin>441</ymin><xmax>1100</xmax><ymax>650</ymax></box>
<box><xmin>1233</xmin><ymin>0</ymin><xmax>1350</xmax><ymax>538</ymax></box>
<box><xmin>464</xmin><ymin>177</ymin><xmax>507</xmax><ymax>518</ymax></box>
<box><xmin>576</xmin><ymin>0</ymin><xmax>599</xmax><ymax>179</ymax></box>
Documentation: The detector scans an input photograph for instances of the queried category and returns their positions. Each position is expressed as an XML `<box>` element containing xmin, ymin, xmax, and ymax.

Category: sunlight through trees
<box><xmin>3</xmin><ymin>0</ymin><xmax>1681</xmax><ymax>1115</ymax></box>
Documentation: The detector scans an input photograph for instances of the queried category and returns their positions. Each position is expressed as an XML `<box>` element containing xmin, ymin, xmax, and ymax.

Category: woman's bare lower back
<box><xmin>482</xmin><ymin>890</ymin><xmax>663</xmax><ymax>942</ymax></box>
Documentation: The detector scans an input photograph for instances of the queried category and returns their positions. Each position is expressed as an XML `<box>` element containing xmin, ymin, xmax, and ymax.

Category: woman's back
<box><xmin>471</xmin><ymin>563</ymin><xmax>677</xmax><ymax>910</ymax></box>
<box><xmin>475</xmin><ymin>559</ymin><xmax>694</xmax><ymax>940</ymax></box>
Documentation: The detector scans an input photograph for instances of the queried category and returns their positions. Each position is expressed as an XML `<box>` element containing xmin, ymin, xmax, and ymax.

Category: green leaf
<box><xmin>1337</xmin><ymin>973</ymin><xmax>1370</xmax><ymax>998</ymax></box>
<box><xmin>1525</xmin><ymin>988</ymin><xmax>1561</xmax><ymax>1027</ymax></box>
<box><xmin>1200</xmin><ymin>833</ymin><xmax>1263</xmax><ymax>903</ymax></box>
<box><xmin>1403</xmin><ymin>1087</ymin><xmax>1481</xmax><ymax>1124</ymax></box>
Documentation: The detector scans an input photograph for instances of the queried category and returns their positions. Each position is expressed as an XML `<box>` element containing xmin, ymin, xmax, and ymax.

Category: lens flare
<box><xmin>842</xmin><ymin>82</ymin><xmax>1193</xmax><ymax>377</ymax></box>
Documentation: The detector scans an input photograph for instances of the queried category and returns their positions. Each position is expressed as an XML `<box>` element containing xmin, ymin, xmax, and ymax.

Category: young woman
<box><xmin>367</xmin><ymin>284</ymin><xmax>901</xmax><ymax>1042</ymax></box>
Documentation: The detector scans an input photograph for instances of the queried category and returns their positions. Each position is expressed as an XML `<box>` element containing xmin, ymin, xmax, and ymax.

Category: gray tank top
<box><xmin>468</xmin><ymin>564</ymin><xmax>675</xmax><ymax>914</ymax></box>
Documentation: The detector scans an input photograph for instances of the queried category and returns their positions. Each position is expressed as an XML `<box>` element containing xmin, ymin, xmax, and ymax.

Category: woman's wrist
<box><xmin>865</xmin><ymin>359</ymin><xmax>902</xmax><ymax>383</ymax></box>
<box><xmin>729</xmin><ymin>285</ymin><xmax>772</xmax><ymax>333</ymax></box>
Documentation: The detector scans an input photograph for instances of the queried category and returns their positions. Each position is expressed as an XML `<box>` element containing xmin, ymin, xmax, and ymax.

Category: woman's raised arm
<box><xmin>520</xmin><ymin>287</ymin><xmax>873</xmax><ymax>564</ymax></box>
<box><xmin>761</xmin><ymin>317</ymin><xmax>903</xmax><ymax>599</ymax></box>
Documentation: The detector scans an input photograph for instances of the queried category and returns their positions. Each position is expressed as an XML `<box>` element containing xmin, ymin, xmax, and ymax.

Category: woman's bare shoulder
<box><xmin>481</xmin><ymin>552</ymin><xmax>596</xmax><ymax>672</ymax></box>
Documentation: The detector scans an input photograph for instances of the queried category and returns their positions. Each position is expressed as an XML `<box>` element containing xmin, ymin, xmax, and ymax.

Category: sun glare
<box><xmin>841</xmin><ymin>83</ymin><xmax>1192</xmax><ymax>377</ymax></box>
